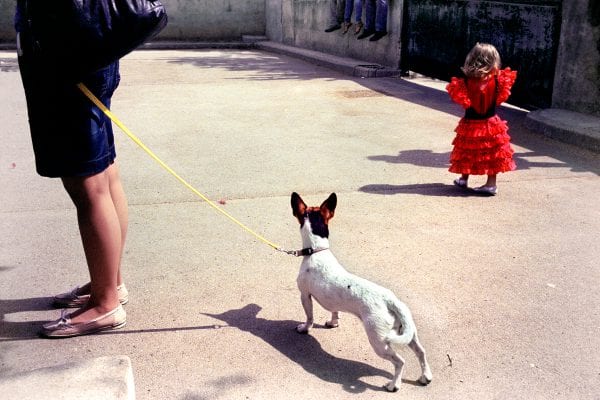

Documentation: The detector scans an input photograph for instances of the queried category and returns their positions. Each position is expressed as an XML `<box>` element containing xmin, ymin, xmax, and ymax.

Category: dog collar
<box><xmin>281</xmin><ymin>247</ymin><xmax>329</xmax><ymax>257</ymax></box>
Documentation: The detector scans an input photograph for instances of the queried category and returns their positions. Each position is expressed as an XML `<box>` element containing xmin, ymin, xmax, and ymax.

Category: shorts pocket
<box><xmin>84</xmin><ymin>62</ymin><xmax>120</xmax><ymax>99</ymax></box>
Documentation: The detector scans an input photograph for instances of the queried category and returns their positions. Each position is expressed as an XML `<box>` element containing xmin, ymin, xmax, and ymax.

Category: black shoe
<box><xmin>325</xmin><ymin>24</ymin><xmax>341</xmax><ymax>33</ymax></box>
<box><xmin>369</xmin><ymin>31</ymin><xmax>388</xmax><ymax>41</ymax></box>
<box><xmin>357</xmin><ymin>29</ymin><xmax>375</xmax><ymax>39</ymax></box>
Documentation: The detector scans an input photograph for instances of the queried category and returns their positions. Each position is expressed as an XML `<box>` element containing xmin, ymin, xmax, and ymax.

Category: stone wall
<box><xmin>0</xmin><ymin>0</ymin><xmax>15</xmax><ymax>39</ymax></box>
<box><xmin>552</xmin><ymin>0</ymin><xmax>600</xmax><ymax>116</ymax></box>
<box><xmin>266</xmin><ymin>0</ymin><xmax>403</xmax><ymax>69</ymax></box>
<box><xmin>157</xmin><ymin>0</ymin><xmax>265</xmax><ymax>41</ymax></box>
<box><xmin>403</xmin><ymin>0</ymin><xmax>562</xmax><ymax>109</ymax></box>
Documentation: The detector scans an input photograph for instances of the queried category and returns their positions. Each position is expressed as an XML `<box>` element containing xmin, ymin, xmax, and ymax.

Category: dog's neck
<box><xmin>301</xmin><ymin>221</ymin><xmax>330</xmax><ymax>253</ymax></box>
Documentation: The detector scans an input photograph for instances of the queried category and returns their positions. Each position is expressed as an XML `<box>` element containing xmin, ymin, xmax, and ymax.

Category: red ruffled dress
<box><xmin>446</xmin><ymin>68</ymin><xmax>518</xmax><ymax>175</ymax></box>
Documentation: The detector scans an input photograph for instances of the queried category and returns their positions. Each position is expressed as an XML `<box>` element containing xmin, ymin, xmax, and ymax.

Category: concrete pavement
<box><xmin>0</xmin><ymin>356</ymin><xmax>134</xmax><ymax>400</ymax></box>
<box><xmin>1</xmin><ymin>47</ymin><xmax>599</xmax><ymax>399</ymax></box>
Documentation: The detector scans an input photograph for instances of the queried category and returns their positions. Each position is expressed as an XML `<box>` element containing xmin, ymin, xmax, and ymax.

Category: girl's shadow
<box><xmin>360</xmin><ymin>183</ymin><xmax>479</xmax><ymax>197</ymax></box>
<box><xmin>204</xmin><ymin>304</ymin><xmax>421</xmax><ymax>393</ymax></box>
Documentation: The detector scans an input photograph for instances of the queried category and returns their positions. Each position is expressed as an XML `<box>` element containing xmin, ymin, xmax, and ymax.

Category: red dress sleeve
<box><xmin>496</xmin><ymin>68</ymin><xmax>517</xmax><ymax>105</ymax></box>
<box><xmin>446</xmin><ymin>77</ymin><xmax>471</xmax><ymax>109</ymax></box>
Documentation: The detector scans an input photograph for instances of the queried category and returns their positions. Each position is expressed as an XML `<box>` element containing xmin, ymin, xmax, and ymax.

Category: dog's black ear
<box><xmin>320</xmin><ymin>193</ymin><xmax>337</xmax><ymax>221</ymax></box>
<box><xmin>291</xmin><ymin>192</ymin><xmax>307</xmax><ymax>222</ymax></box>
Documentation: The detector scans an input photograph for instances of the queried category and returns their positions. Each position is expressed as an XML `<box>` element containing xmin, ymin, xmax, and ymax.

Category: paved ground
<box><xmin>1</xmin><ymin>48</ymin><xmax>599</xmax><ymax>400</ymax></box>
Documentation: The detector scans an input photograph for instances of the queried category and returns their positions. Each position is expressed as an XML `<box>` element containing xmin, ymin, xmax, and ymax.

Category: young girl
<box><xmin>446</xmin><ymin>43</ymin><xmax>517</xmax><ymax>195</ymax></box>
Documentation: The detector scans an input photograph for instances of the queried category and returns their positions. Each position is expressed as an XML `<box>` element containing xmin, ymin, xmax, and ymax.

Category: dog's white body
<box><xmin>291</xmin><ymin>192</ymin><xmax>432</xmax><ymax>392</ymax></box>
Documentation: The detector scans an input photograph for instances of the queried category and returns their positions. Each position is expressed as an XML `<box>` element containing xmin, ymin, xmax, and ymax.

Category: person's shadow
<box><xmin>204</xmin><ymin>304</ymin><xmax>422</xmax><ymax>393</ymax></box>
<box><xmin>0</xmin><ymin>295</ymin><xmax>54</xmax><ymax>341</ymax></box>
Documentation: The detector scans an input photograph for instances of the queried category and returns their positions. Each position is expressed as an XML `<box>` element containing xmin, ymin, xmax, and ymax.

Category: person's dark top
<box><xmin>14</xmin><ymin>0</ymin><xmax>26</xmax><ymax>32</ymax></box>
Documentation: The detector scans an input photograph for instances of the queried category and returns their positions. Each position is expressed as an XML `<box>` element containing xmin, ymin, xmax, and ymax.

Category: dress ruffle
<box><xmin>453</xmin><ymin>116</ymin><xmax>510</xmax><ymax>148</ymax></box>
<box><xmin>449</xmin><ymin>117</ymin><xmax>516</xmax><ymax>174</ymax></box>
<box><xmin>446</xmin><ymin>77</ymin><xmax>471</xmax><ymax>109</ymax></box>
<box><xmin>496</xmin><ymin>68</ymin><xmax>517</xmax><ymax>105</ymax></box>
<box><xmin>446</xmin><ymin>69</ymin><xmax>518</xmax><ymax>176</ymax></box>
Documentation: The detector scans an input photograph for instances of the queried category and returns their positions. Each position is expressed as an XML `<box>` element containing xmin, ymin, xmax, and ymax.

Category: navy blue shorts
<box><xmin>18</xmin><ymin>33</ymin><xmax>121</xmax><ymax>178</ymax></box>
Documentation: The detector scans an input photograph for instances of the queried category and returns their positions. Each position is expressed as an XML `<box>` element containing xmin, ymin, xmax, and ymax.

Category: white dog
<box><xmin>291</xmin><ymin>192</ymin><xmax>432</xmax><ymax>392</ymax></box>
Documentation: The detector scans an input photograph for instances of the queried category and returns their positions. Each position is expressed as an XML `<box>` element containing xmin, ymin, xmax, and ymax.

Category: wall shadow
<box><xmin>167</xmin><ymin>52</ymin><xmax>324</xmax><ymax>81</ymax></box>
<box><xmin>358</xmin><ymin>77</ymin><xmax>600</xmax><ymax>175</ymax></box>
<box><xmin>168</xmin><ymin>49</ymin><xmax>600</xmax><ymax>176</ymax></box>
<box><xmin>368</xmin><ymin>150</ymin><xmax>450</xmax><ymax>169</ymax></box>
<box><xmin>204</xmin><ymin>303</ymin><xmax>423</xmax><ymax>393</ymax></box>
<box><xmin>367</xmin><ymin>148</ymin><xmax>585</xmax><ymax>173</ymax></box>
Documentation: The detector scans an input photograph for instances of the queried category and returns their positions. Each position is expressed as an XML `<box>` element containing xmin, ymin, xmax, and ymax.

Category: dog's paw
<box><xmin>384</xmin><ymin>382</ymin><xmax>400</xmax><ymax>392</ymax></box>
<box><xmin>324</xmin><ymin>321</ymin><xmax>339</xmax><ymax>329</ymax></box>
<box><xmin>296</xmin><ymin>323</ymin><xmax>310</xmax><ymax>334</ymax></box>
<box><xmin>418</xmin><ymin>374</ymin><xmax>432</xmax><ymax>386</ymax></box>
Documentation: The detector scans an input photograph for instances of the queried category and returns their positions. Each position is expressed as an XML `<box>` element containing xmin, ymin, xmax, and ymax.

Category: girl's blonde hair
<box><xmin>461</xmin><ymin>43</ymin><xmax>501</xmax><ymax>78</ymax></box>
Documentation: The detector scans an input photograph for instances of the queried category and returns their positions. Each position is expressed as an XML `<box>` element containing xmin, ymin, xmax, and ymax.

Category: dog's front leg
<box><xmin>296</xmin><ymin>292</ymin><xmax>314</xmax><ymax>333</ymax></box>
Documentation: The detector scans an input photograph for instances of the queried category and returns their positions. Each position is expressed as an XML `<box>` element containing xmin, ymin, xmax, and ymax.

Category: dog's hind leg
<box><xmin>296</xmin><ymin>292</ymin><xmax>314</xmax><ymax>333</ymax></box>
<box><xmin>409</xmin><ymin>332</ymin><xmax>432</xmax><ymax>385</ymax></box>
<box><xmin>378</xmin><ymin>344</ymin><xmax>405</xmax><ymax>392</ymax></box>
<box><xmin>367</xmin><ymin>329</ymin><xmax>405</xmax><ymax>392</ymax></box>
<box><xmin>325</xmin><ymin>311</ymin><xmax>339</xmax><ymax>328</ymax></box>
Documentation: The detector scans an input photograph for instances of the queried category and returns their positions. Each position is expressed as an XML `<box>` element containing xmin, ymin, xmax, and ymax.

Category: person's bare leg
<box><xmin>62</xmin><ymin>166</ymin><xmax>122</xmax><ymax>323</ymax></box>
<box><xmin>68</xmin><ymin>163</ymin><xmax>128</xmax><ymax>295</ymax></box>
<box><xmin>107</xmin><ymin>162</ymin><xmax>128</xmax><ymax>286</ymax></box>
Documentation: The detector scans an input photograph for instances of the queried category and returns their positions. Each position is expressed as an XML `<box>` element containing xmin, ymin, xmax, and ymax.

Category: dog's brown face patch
<box><xmin>291</xmin><ymin>192</ymin><xmax>337</xmax><ymax>238</ymax></box>
<box><xmin>306</xmin><ymin>209</ymin><xmax>329</xmax><ymax>238</ymax></box>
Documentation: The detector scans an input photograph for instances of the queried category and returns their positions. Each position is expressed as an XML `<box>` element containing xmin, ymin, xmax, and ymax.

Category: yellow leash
<box><xmin>77</xmin><ymin>83</ymin><xmax>282</xmax><ymax>252</ymax></box>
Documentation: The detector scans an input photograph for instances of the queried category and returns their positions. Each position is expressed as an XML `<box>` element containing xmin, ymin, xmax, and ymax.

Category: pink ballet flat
<box><xmin>40</xmin><ymin>305</ymin><xmax>126</xmax><ymax>338</ymax></box>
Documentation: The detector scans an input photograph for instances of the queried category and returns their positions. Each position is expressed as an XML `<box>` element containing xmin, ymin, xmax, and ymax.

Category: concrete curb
<box><xmin>140</xmin><ymin>40</ymin><xmax>254</xmax><ymax>50</ymax></box>
<box><xmin>0</xmin><ymin>356</ymin><xmax>135</xmax><ymax>400</ymax></box>
<box><xmin>256</xmin><ymin>40</ymin><xmax>401</xmax><ymax>78</ymax></box>
<box><xmin>525</xmin><ymin>108</ymin><xmax>600</xmax><ymax>153</ymax></box>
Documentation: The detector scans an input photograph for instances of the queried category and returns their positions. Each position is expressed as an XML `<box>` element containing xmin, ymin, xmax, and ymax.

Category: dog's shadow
<box><xmin>204</xmin><ymin>304</ymin><xmax>419</xmax><ymax>393</ymax></box>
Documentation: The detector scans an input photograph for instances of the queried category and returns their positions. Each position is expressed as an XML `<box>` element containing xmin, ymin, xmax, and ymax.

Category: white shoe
<box><xmin>473</xmin><ymin>185</ymin><xmax>497</xmax><ymax>196</ymax></box>
<box><xmin>453</xmin><ymin>178</ymin><xmax>468</xmax><ymax>188</ymax></box>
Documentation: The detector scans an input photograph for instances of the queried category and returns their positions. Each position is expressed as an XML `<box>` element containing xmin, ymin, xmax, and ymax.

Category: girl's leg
<box><xmin>454</xmin><ymin>173</ymin><xmax>469</xmax><ymax>188</ymax></box>
<box><xmin>473</xmin><ymin>174</ymin><xmax>498</xmax><ymax>195</ymax></box>
<box><xmin>61</xmin><ymin>164</ymin><xmax>124</xmax><ymax>323</ymax></box>
<box><xmin>484</xmin><ymin>174</ymin><xmax>497</xmax><ymax>187</ymax></box>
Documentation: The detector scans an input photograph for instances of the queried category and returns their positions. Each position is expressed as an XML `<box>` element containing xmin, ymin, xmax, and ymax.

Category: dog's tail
<box><xmin>385</xmin><ymin>298</ymin><xmax>416</xmax><ymax>346</ymax></box>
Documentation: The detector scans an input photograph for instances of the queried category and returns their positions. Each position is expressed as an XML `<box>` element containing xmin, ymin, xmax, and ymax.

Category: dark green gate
<box><xmin>401</xmin><ymin>0</ymin><xmax>562</xmax><ymax>109</ymax></box>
